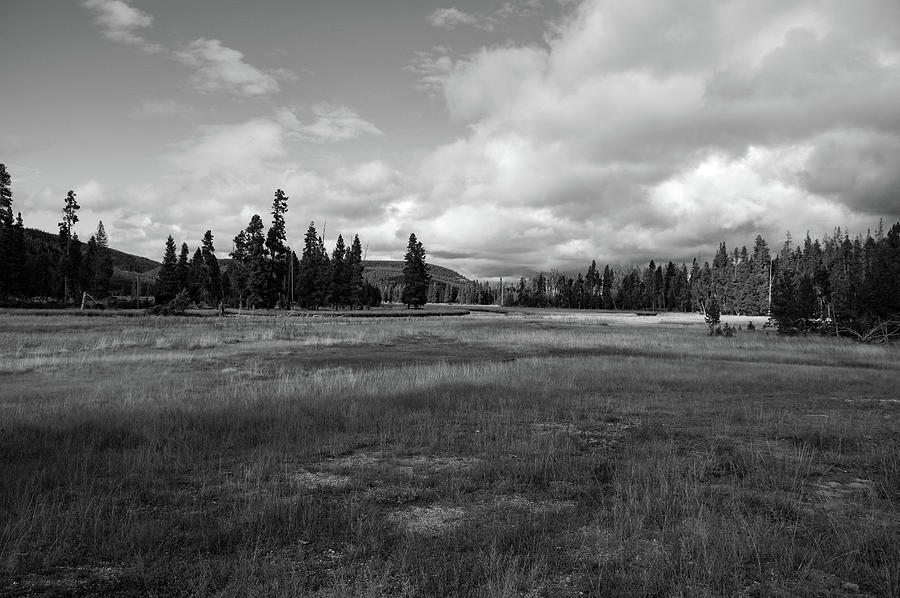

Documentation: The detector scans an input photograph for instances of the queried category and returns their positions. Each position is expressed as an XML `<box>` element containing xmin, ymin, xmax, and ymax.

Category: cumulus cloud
<box><xmin>82</xmin><ymin>0</ymin><xmax>162</xmax><ymax>53</ymax></box>
<box><xmin>278</xmin><ymin>104</ymin><xmax>383</xmax><ymax>142</ymax></box>
<box><xmin>409</xmin><ymin>0</ymin><xmax>900</xmax><ymax>273</ymax></box>
<box><xmin>79</xmin><ymin>116</ymin><xmax>404</xmax><ymax>259</ymax></box>
<box><xmin>174</xmin><ymin>39</ymin><xmax>281</xmax><ymax>98</ymax></box>
<box><xmin>427</xmin><ymin>7</ymin><xmax>496</xmax><ymax>31</ymax></box>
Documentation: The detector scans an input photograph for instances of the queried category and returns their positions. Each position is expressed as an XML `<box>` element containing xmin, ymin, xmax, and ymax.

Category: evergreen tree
<box><xmin>330</xmin><ymin>234</ymin><xmax>348</xmax><ymax>307</ymax></box>
<box><xmin>0</xmin><ymin>164</ymin><xmax>14</xmax><ymax>298</ymax></box>
<box><xmin>770</xmin><ymin>262</ymin><xmax>799</xmax><ymax>332</ymax></box>
<box><xmin>92</xmin><ymin>221</ymin><xmax>113</xmax><ymax>296</ymax></box>
<box><xmin>297</xmin><ymin>222</ymin><xmax>322</xmax><ymax>309</ymax></box>
<box><xmin>201</xmin><ymin>230</ymin><xmax>222</xmax><ymax>304</ymax></box>
<box><xmin>677</xmin><ymin>263</ymin><xmax>691</xmax><ymax>312</ymax></box>
<box><xmin>641</xmin><ymin>260</ymin><xmax>656</xmax><ymax>309</ymax></box>
<box><xmin>155</xmin><ymin>235</ymin><xmax>179</xmax><ymax>304</ymax></box>
<box><xmin>58</xmin><ymin>190</ymin><xmax>81</xmax><ymax>301</ymax></box>
<box><xmin>705</xmin><ymin>295</ymin><xmax>721</xmax><ymax>334</ymax></box>
<box><xmin>244</xmin><ymin>215</ymin><xmax>269</xmax><ymax>307</ymax></box>
<box><xmin>401</xmin><ymin>233</ymin><xmax>430</xmax><ymax>308</ymax></box>
<box><xmin>189</xmin><ymin>247</ymin><xmax>206</xmax><ymax>303</ymax></box>
<box><xmin>177</xmin><ymin>243</ymin><xmax>190</xmax><ymax>293</ymax></box>
<box><xmin>711</xmin><ymin>242</ymin><xmax>731</xmax><ymax>313</ymax></box>
<box><xmin>602</xmin><ymin>265</ymin><xmax>614</xmax><ymax>309</ymax></box>
<box><xmin>81</xmin><ymin>236</ymin><xmax>98</xmax><ymax>294</ymax></box>
<box><xmin>654</xmin><ymin>265</ymin><xmax>664</xmax><ymax>310</ymax></box>
<box><xmin>229</xmin><ymin>230</ymin><xmax>250</xmax><ymax>306</ymax></box>
<box><xmin>796</xmin><ymin>273</ymin><xmax>819</xmax><ymax>327</ymax></box>
<box><xmin>750</xmin><ymin>235</ymin><xmax>771</xmax><ymax>316</ymax></box>
<box><xmin>314</xmin><ymin>235</ymin><xmax>331</xmax><ymax>308</ymax></box>
<box><xmin>0</xmin><ymin>164</ymin><xmax>11</xmax><ymax>228</ymax></box>
<box><xmin>265</xmin><ymin>190</ymin><xmax>289</xmax><ymax>306</ymax></box>
<box><xmin>347</xmin><ymin>234</ymin><xmax>364</xmax><ymax>308</ymax></box>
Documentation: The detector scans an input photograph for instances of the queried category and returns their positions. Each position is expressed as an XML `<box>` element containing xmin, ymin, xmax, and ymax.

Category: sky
<box><xmin>1</xmin><ymin>0</ymin><xmax>899</xmax><ymax>278</ymax></box>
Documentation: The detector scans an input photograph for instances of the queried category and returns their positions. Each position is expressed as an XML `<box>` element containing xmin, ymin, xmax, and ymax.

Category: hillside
<box><xmin>361</xmin><ymin>260</ymin><xmax>471</xmax><ymax>288</ymax></box>
<box><xmin>24</xmin><ymin>228</ymin><xmax>160</xmax><ymax>273</ymax></box>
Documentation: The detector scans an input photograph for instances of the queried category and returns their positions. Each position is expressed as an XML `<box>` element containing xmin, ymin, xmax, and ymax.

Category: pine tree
<box><xmin>189</xmin><ymin>247</ymin><xmax>206</xmax><ymax>303</ymax></box>
<box><xmin>401</xmin><ymin>233</ymin><xmax>430</xmax><ymax>308</ymax></box>
<box><xmin>201</xmin><ymin>230</ymin><xmax>222</xmax><ymax>304</ymax></box>
<box><xmin>92</xmin><ymin>221</ymin><xmax>113</xmax><ymax>296</ymax></box>
<box><xmin>330</xmin><ymin>234</ymin><xmax>348</xmax><ymax>307</ymax></box>
<box><xmin>298</xmin><ymin>222</ymin><xmax>322</xmax><ymax>309</ymax></box>
<box><xmin>602</xmin><ymin>265</ymin><xmax>614</xmax><ymax>309</ymax></box>
<box><xmin>8</xmin><ymin>213</ymin><xmax>26</xmax><ymax>297</ymax></box>
<box><xmin>229</xmin><ymin>230</ymin><xmax>250</xmax><ymax>306</ymax></box>
<box><xmin>0</xmin><ymin>164</ymin><xmax>14</xmax><ymax>298</ymax></box>
<box><xmin>265</xmin><ymin>190</ymin><xmax>289</xmax><ymax>306</ymax></box>
<box><xmin>347</xmin><ymin>234</ymin><xmax>364</xmax><ymax>308</ymax></box>
<box><xmin>244</xmin><ymin>215</ymin><xmax>269</xmax><ymax>307</ymax></box>
<box><xmin>58</xmin><ymin>190</ymin><xmax>81</xmax><ymax>301</ymax></box>
<box><xmin>177</xmin><ymin>243</ymin><xmax>190</xmax><ymax>294</ymax></box>
<box><xmin>770</xmin><ymin>261</ymin><xmax>799</xmax><ymax>332</ymax></box>
<box><xmin>0</xmin><ymin>164</ymin><xmax>12</xmax><ymax>228</ymax></box>
<box><xmin>314</xmin><ymin>235</ymin><xmax>331</xmax><ymax>308</ymax></box>
<box><xmin>81</xmin><ymin>236</ymin><xmax>98</xmax><ymax>294</ymax></box>
<box><xmin>750</xmin><ymin>235</ymin><xmax>771</xmax><ymax>316</ymax></box>
<box><xmin>705</xmin><ymin>295</ymin><xmax>721</xmax><ymax>334</ymax></box>
<box><xmin>712</xmin><ymin>242</ymin><xmax>731</xmax><ymax>313</ymax></box>
<box><xmin>155</xmin><ymin>235</ymin><xmax>179</xmax><ymax>304</ymax></box>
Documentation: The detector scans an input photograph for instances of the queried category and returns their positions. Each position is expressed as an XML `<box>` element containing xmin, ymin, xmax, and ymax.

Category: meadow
<box><xmin>0</xmin><ymin>310</ymin><xmax>898</xmax><ymax>597</ymax></box>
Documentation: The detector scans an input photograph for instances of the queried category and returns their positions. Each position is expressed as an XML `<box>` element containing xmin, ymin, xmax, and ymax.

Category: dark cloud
<box><xmin>409</xmin><ymin>0</ymin><xmax>900</xmax><ymax>276</ymax></box>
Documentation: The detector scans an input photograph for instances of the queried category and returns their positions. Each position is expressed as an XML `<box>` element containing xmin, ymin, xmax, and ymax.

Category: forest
<box><xmin>488</xmin><ymin>224</ymin><xmax>900</xmax><ymax>336</ymax></box>
<box><xmin>1</xmin><ymin>163</ymin><xmax>898</xmax><ymax>336</ymax></box>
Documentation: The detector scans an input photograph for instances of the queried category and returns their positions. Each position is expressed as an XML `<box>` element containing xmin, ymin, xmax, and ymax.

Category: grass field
<box><xmin>1</xmin><ymin>310</ymin><xmax>898</xmax><ymax>597</ymax></box>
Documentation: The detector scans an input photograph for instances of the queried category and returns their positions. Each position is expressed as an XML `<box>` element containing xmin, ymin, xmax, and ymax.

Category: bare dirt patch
<box><xmin>389</xmin><ymin>494</ymin><xmax>576</xmax><ymax>536</ymax></box>
<box><xmin>287</xmin><ymin>469</ymin><xmax>353</xmax><ymax>490</ymax></box>
<box><xmin>529</xmin><ymin>417</ymin><xmax>638</xmax><ymax>453</ymax></box>
<box><xmin>322</xmin><ymin>452</ymin><xmax>480</xmax><ymax>476</ymax></box>
<box><xmin>388</xmin><ymin>505</ymin><xmax>467</xmax><ymax>535</ymax></box>
<box><xmin>3</xmin><ymin>564</ymin><xmax>128</xmax><ymax>596</ymax></box>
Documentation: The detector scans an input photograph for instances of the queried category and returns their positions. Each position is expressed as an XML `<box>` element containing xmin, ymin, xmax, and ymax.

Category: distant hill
<box><xmin>215</xmin><ymin>258</ymin><xmax>472</xmax><ymax>287</ymax></box>
<box><xmin>361</xmin><ymin>260</ymin><xmax>470</xmax><ymax>288</ymax></box>
<box><xmin>24</xmin><ymin>228</ymin><xmax>160</xmax><ymax>273</ymax></box>
<box><xmin>23</xmin><ymin>227</ymin><xmax>160</xmax><ymax>296</ymax></box>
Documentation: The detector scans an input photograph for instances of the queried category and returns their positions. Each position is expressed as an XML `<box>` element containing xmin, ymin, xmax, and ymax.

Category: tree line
<box><xmin>462</xmin><ymin>224</ymin><xmax>899</xmax><ymax>333</ymax></box>
<box><xmin>0</xmin><ymin>164</ymin><xmax>114</xmax><ymax>304</ymax></box>
<box><xmin>155</xmin><ymin>189</ymin><xmax>385</xmax><ymax>310</ymax></box>
<box><xmin>2</xmin><ymin>161</ymin><xmax>897</xmax><ymax>328</ymax></box>
<box><xmin>154</xmin><ymin>190</ymin><xmax>435</xmax><ymax>310</ymax></box>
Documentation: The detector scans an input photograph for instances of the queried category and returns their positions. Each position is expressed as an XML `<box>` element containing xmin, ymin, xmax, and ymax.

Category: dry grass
<box><xmin>1</xmin><ymin>310</ymin><xmax>898</xmax><ymax>596</ymax></box>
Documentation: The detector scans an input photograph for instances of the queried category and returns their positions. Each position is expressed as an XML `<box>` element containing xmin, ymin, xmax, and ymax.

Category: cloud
<box><xmin>174</xmin><ymin>38</ymin><xmax>281</xmax><ymax>98</ymax></box>
<box><xmin>278</xmin><ymin>104</ymin><xmax>383</xmax><ymax>142</ymax></box>
<box><xmin>68</xmin><ymin>116</ymin><xmax>405</xmax><ymax>259</ymax></box>
<box><xmin>81</xmin><ymin>2</ymin><xmax>293</xmax><ymax>99</ymax></box>
<box><xmin>408</xmin><ymin>0</ymin><xmax>900</xmax><ymax>273</ymax></box>
<box><xmin>82</xmin><ymin>0</ymin><xmax>163</xmax><ymax>53</ymax></box>
<box><xmin>164</xmin><ymin>118</ymin><xmax>286</xmax><ymax>178</ymax></box>
<box><xmin>405</xmin><ymin>47</ymin><xmax>455</xmax><ymax>98</ymax></box>
<box><xmin>799</xmin><ymin>129</ymin><xmax>900</xmax><ymax>215</ymax></box>
<box><xmin>427</xmin><ymin>7</ymin><xmax>496</xmax><ymax>31</ymax></box>
<box><xmin>496</xmin><ymin>0</ymin><xmax>542</xmax><ymax>19</ymax></box>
